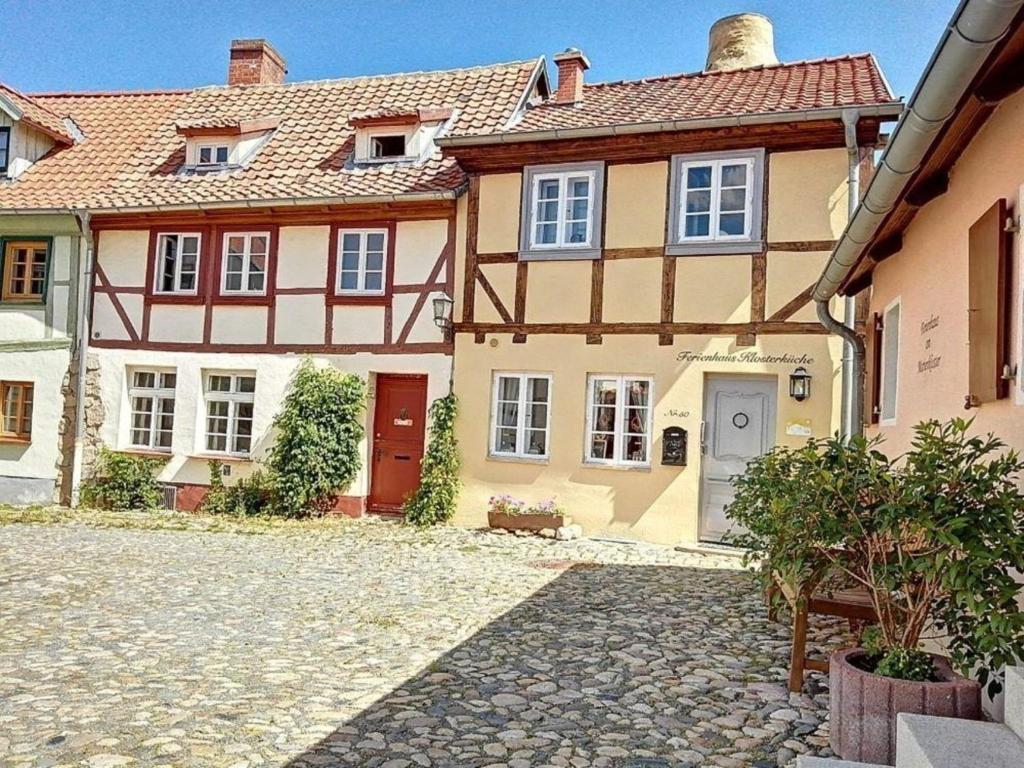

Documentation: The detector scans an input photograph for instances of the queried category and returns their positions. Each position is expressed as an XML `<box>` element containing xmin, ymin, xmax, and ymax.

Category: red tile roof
<box><xmin>504</xmin><ymin>54</ymin><xmax>897</xmax><ymax>135</ymax></box>
<box><xmin>0</xmin><ymin>83</ymin><xmax>74</xmax><ymax>144</ymax></box>
<box><xmin>0</xmin><ymin>60</ymin><xmax>539</xmax><ymax>211</ymax></box>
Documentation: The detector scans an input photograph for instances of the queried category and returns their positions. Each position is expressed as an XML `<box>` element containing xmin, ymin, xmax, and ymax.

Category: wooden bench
<box><xmin>787</xmin><ymin>586</ymin><xmax>877</xmax><ymax>692</ymax></box>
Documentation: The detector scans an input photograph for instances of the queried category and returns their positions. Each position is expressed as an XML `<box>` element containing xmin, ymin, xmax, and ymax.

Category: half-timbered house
<box><xmin>0</xmin><ymin>40</ymin><xmax>539</xmax><ymax>513</ymax></box>
<box><xmin>0</xmin><ymin>84</ymin><xmax>87</xmax><ymax>504</ymax></box>
<box><xmin>439</xmin><ymin>14</ymin><xmax>903</xmax><ymax>544</ymax></box>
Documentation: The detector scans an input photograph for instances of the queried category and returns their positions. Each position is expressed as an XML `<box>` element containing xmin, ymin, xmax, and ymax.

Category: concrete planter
<box><xmin>829</xmin><ymin>647</ymin><xmax>981</xmax><ymax>765</ymax></box>
<box><xmin>487</xmin><ymin>510</ymin><xmax>567</xmax><ymax>532</ymax></box>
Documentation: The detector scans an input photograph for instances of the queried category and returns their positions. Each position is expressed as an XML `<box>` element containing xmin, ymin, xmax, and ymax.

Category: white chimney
<box><xmin>705</xmin><ymin>13</ymin><xmax>779</xmax><ymax>72</ymax></box>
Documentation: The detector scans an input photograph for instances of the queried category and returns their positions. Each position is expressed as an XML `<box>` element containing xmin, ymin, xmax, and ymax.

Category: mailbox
<box><xmin>661</xmin><ymin>426</ymin><xmax>687</xmax><ymax>466</ymax></box>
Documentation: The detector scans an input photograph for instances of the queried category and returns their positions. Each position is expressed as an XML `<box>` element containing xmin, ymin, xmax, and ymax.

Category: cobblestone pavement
<box><xmin>0</xmin><ymin>511</ymin><xmax>850</xmax><ymax>767</ymax></box>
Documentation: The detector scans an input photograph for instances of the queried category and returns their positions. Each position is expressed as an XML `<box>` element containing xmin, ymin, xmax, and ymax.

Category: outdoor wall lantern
<box><xmin>789</xmin><ymin>366</ymin><xmax>812</xmax><ymax>402</ymax></box>
<box><xmin>432</xmin><ymin>291</ymin><xmax>454</xmax><ymax>339</ymax></box>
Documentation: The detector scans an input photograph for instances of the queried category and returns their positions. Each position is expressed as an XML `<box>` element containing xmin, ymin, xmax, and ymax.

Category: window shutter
<box><xmin>967</xmin><ymin>198</ymin><xmax>1011</xmax><ymax>404</ymax></box>
<box><xmin>868</xmin><ymin>312</ymin><xmax>883</xmax><ymax>424</ymax></box>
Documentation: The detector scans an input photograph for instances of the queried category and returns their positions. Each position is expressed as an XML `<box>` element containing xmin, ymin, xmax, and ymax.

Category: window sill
<box><xmin>147</xmin><ymin>294</ymin><xmax>206</xmax><ymax>305</ymax></box>
<box><xmin>212</xmin><ymin>293</ymin><xmax>272</xmax><ymax>306</ymax></box>
<box><xmin>0</xmin><ymin>301</ymin><xmax>46</xmax><ymax>310</ymax></box>
<box><xmin>580</xmin><ymin>460</ymin><xmax>652</xmax><ymax>472</ymax></box>
<box><xmin>518</xmin><ymin>248</ymin><xmax>602</xmax><ymax>262</ymax></box>
<box><xmin>486</xmin><ymin>453</ymin><xmax>549</xmax><ymax>465</ymax></box>
<box><xmin>188</xmin><ymin>453</ymin><xmax>253</xmax><ymax>462</ymax></box>
<box><xmin>665</xmin><ymin>240</ymin><xmax>764</xmax><ymax>257</ymax></box>
<box><xmin>0</xmin><ymin>435</ymin><xmax>31</xmax><ymax>445</ymax></box>
<box><xmin>327</xmin><ymin>293</ymin><xmax>390</xmax><ymax>306</ymax></box>
<box><xmin>118</xmin><ymin>447</ymin><xmax>173</xmax><ymax>459</ymax></box>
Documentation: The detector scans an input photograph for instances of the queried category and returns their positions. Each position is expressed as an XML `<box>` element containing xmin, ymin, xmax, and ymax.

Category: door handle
<box><xmin>699</xmin><ymin>420</ymin><xmax>707</xmax><ymax>455</ymax></box>
<box><xmin>373</xmin><ymin>447</ymin><xmax>383</xmax><ymax>462</ymax></box>
<box><xmin>394</xmin><ymin>454</ymin><xmax>411</xmax><ymax>461</ymax></box>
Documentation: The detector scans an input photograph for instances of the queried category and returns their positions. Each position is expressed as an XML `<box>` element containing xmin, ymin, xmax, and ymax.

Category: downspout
<box><xmin>70</xmin><ymin>209</ymin><xmax>94</xmax><ymax>507</ymax></box>
<box><xmin>817</xmin><ymin>108</ymin><xmax>866</xmax><ymax>439</ymax></box>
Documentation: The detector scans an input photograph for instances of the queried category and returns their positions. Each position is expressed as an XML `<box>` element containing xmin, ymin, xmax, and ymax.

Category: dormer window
<box><xmin>198</xmin><ymin>144</ymin><xmax>230</xmax><ymax>166</ymax></box>
<box><xmin>0</xmin><ymin>127</ymin><xmax>9</xmax><ymax>174</ymax></box>
<box><xmin>370</xmin><ymin>134</ymin><xmax>407</xmax><ymax>159</ymax></box>
<box><xmin>349</xmin><ymin>106</ymin><xmax>453</xmax><ymax>165</ymax></box>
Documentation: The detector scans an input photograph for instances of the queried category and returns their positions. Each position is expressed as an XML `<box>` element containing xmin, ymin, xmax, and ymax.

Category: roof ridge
<box><xmin>193</xmin><ymin>57</ymin><xmax>542</xmax><ymax>92</ymax></box>
<box><xmin>584</xmin><ymin>52</ymin><xmax>878</xmax><ymax>89</ymax></box>
<box><xmin>30</xmin><ymin>88</ymin><xmax>191</xmax><ymax>98</ymax></box>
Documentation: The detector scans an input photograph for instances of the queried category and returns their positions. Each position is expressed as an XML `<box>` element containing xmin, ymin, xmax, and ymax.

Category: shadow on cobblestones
<box><xmin>285</xmin><ymin>562</ymin><xmax>839</xmax><ymax>768</ymax></box>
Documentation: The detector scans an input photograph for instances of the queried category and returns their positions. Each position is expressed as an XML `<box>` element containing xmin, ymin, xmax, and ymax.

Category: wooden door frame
<box><xmin>368</xmin><ymin>372</ymin><xmax>428</xmax><ymax>514</ymax></box>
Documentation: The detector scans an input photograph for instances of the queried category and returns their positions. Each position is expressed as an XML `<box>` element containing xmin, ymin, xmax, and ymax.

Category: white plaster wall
<box><xmin>51</xmin><ymin>236</ymin><xmax>72</xmax><ymax>282</ymax></box>
<box><xmin>149</xmin><ymin>305</ymin><xmax>204</xmax><ymax>343</ymax></box>
<box><xmin>210</xmin><ymin>306</ymin><xmax>268</xmax><ymax>345</ymax></box>
<box><xmin>97</xmin><ymin>230</ymin><xmax>149</xmax><ymax>286</ymax></box>
<box><xmin>92</xmin><ymin>293</ymin><xmax>143</xmax><ymax>342</ymax></box>
<box><xmin>394</xmin><ymin>220</ymin><xmax>448</xmax><ymax>284</ymax></box>
<box><xmin>0</xmin><ymin>310</ymin><xmax>47</xmax><ymax>342</ymax></box>
<box><xmin>275</xmin><ymin>295</ymin><xmax>325</xmax><ymax>345</ymax></box>
<box><xmin>391</xmin><ymin>293</ymin><xmax>443</xmax><ymax>344</ymax></box>
<box><xmin>332</xmin><ymin>306</ymin><xmax>385</xmax><ymax>345</ymax></box>
<box><xmin>277</xmin><ymin>226</ymin><xmax>329</xmax><ymax>288</ymax></box>
<box><xmin>0</xmin><ymin>346</ymin><xmax>70</xmax><ymax>482</ymax></box>
<box><xmin>92</xmin><ymin>348</ymin><xmax>452</xmax><ymax>495</ymax></box>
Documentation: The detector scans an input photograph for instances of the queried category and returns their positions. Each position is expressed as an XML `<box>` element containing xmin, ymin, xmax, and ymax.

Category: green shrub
<box><xmin>269</xmin><ymin>360</ymin><xmax>366</xmax><ymax>516</ymax></box>
<box><xmin>80</xmin><ymin>448</ymin><xmax>165</xmax><ymax>511</ymax></box>
<box><xmin>728</xmin><ymin>419</ymin><xmax>1024</xmax><ymax>696</ymax></box>
<box><xmin>199</xmin><ymin>460</ymin><xmax>277</xmax><ymax>517</ymax></box>
<box><xmin>404</xmin><ymin>393</ymin><xmax>461</xmax><ymax>526</ymax></box>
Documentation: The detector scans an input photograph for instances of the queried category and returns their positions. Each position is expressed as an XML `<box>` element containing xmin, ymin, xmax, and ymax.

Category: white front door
<box><xmin>699</xmin><ymin>375</ymin><xmax>777</xmax><ymax>542</ymax></box>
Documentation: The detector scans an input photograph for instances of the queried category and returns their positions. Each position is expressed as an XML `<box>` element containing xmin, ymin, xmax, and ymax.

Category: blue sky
<box><xmin>1</xmin><ymin>1</ymin><xmax>952</xmax><ymax>100</ymax></box>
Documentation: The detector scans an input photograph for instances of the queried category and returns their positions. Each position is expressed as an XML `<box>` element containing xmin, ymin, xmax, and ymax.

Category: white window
<box><xmin>531</xmin><ymin>170</ymin><xmax>595</xmax><ymax>249</ymax></box>
<box><xmin>586</xmin><ymin>375</ymin><xmax>653</xmax><ymax>466</ymax></box>
<box><xmin>221</xmin><ymin>232</ymin><xmax>269</xmax><ymax>294</ymax></box>
<box><xmin>880</xmin><ymin>299</ymin><xmax>901</xmax><ymax>423</ymax></box>
<box><xmin>128</xmin><ymin>369</ymin><xmax>176</xmax><ymax>451</ymax></box>
<box><xmin>668</xmin><ymin>149</ymin><xmax>765</xmax><ymax>255</ymax></box>
<box><xmin>370</xmin><ymin>134</ymin><xmax>407</xmax><ymax>159</ymax></box>
<box><xmin>490</xmin><ymin>373</ymin><xmax>552</xmax><ymax>459</ymax></box>
<box><xmin>204</xmin><ymin>372</ymin><xmax>256</xmax><ymax>456</ymax></box>
<box><xmin>678</xmin><ymin>158</ymin><xmax>754</xmax><ymax>241</ymax></box>
<box><xmin>155</xmin><ymin>233</ymin><xmax>201</xmax><ymax>294</ymax></box>
<box><xmin>336</xmin><ymin>229</ymin><xmax>387</xmax><ymax>295</ymax></box>
<box><xmin>197</xmin><ymin>144</ymin><xmax>230</xmax><ymax>166</ymax></box>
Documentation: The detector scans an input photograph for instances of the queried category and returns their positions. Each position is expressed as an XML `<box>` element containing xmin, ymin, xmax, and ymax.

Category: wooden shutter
<box><xmin>867</xmin><ymin>312</ymin><xmax>883</xmax><ymax>424</ymax></box>
<box><xmin>967</xmin><ymin>198</ymin><xmax>1011</xmax><ymax>404</ymax></box>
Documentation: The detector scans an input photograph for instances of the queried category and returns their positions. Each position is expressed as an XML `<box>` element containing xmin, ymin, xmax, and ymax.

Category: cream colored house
<box><xmin>439</xmin><ymin>15</ymin><xmax>902</xmax><ymax>545</ymax></box>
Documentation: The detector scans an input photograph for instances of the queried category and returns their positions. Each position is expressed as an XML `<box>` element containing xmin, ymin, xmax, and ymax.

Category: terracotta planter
<box><xmin>829</xmin><ymin>647</ymin><xmax>981</xmax><ymax>765</ymax></box>
<box><xmin>488</xmin><ymin>510</ymin><xmax>567</xmax><ymax>532</ymax></box>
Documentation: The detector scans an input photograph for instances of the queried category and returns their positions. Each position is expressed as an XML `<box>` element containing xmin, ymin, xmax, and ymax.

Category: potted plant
<box><xmin>487</xmin><ymin>495</ymin><xmax>568</xmax><ymax>532</ymax></box>
<box><xmin>728</xmin><ymin>419</ymin><xmax>1024</xmax><ymax>765</ymax></box>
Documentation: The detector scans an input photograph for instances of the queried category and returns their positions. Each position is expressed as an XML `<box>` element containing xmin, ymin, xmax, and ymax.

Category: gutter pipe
<box><xmin>70</xmin><ymin>209</ymin><xmax>94</xmax><ymax>507</ymax></box>
<box><xmin>814</xmin><ymin>0</ymin><xmax>1023</xmax><ymax>304</ymax></box>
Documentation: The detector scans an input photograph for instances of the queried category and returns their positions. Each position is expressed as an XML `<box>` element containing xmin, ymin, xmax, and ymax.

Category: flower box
<box><xmin>487</xmin><ymin>509</ymin><xmax>568</xmax><ymax>532</ymax></box>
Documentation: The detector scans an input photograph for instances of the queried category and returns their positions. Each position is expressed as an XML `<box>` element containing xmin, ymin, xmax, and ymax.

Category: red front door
<box><xmin>368</xmin><ymin>374</ymin><xmax>428</xmax><ymax>514</ymax></box>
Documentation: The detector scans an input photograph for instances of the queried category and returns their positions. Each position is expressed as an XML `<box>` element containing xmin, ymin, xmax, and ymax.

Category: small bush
<box><xmin>80</xmin><ymin>448</ymin><xmax>165</xmax><ymax>511</ymax></box>
<box><xmin>404</xmin><ymin>393</ymin><xmax>461</xmax><ymax>526</ymax></box>
<box><xmin>269</xmin><ymin>361</ymin><xmax>366</xmax><ymax>516</ymax></box>
<box><xmin>200</xmin><ymin>460</ymin><xmax>277</xmax><ymax>517</ymax></box>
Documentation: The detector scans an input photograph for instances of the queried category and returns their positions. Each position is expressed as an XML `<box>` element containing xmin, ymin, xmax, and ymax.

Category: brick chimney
<box><xmin>228</xmin><ymin>39</ymin><xmax>287</xmax><ymax>86</ymax></box>
<box><xmin>552</xmin><ymin>48</ymin><xmax>590</xmax><ymax>105</ymax></box>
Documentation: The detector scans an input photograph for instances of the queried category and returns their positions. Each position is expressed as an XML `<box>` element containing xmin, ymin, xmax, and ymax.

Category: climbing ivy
<box><xmin>269</xmin><ymin>360</ymin><xmax>366</xmax><ymax>516</ymax></box>
<box><xmin>403</xmin><ymin>393</ymin><xmax>461</xmax><ymax>526</ymax></box>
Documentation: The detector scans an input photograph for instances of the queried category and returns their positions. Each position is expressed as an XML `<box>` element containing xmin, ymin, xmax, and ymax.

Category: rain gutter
<box><xmin>437</xmin><ymin>103</ymin><xmax>904</xmax><ymax>148</ymax></box>
<box><xmin>813</xmin><ymin>0</ymin><xmax>1024</xmax><ymax>304</ymax></box>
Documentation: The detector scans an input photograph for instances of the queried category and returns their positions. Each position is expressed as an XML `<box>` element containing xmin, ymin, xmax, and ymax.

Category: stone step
<box><xmin>796</xmin><ymin>757</ymin><xmax>886</xmax><ymax>767</ymax></box>
<box><xmin>1006</xmin><ymin>665</ymin><xmax>1024</xmax><ymax>741</ymax></box>
<box><xmin>896</xmin><ymin>712</ymin><xmax>1024</xmax><ymax>768</ymax></box>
